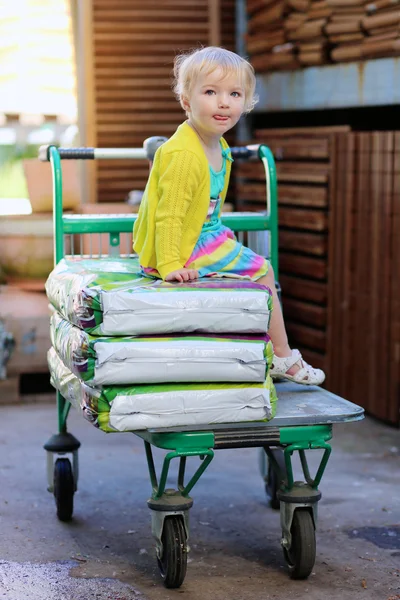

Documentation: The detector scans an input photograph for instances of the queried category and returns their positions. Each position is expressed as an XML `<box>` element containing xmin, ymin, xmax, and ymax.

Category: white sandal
<box><xmin>270</xmin><ymin>349</ymin><xmax>325</xmax><ymax>386</ymax></box>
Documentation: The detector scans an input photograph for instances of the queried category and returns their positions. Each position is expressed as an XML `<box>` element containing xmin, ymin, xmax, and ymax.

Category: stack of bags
<box><xmin>46</xmin><ymin>256</ymin><xmax>277</xmax><ymax>433</ymax></box>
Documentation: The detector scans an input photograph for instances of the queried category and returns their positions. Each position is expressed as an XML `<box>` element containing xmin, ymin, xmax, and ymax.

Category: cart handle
<box><xmin>39</xmin><ymin>139</ymin><xmax>265</xmax><ymax>163</ymax></box>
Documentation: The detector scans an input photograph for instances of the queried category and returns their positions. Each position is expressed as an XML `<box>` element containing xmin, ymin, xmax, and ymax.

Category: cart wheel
<box><xmin>283</xmin><ymin>509</ymin><xmax>316</xmax><ymax>579</ymax></box>
<box><xmin>157</xmin><ymin>516</ymin><xmax>187</xmax><ymax>588</ymax></box>
<box><xmin>53</xmin><ymin>457</ymin><xmax>74</xmax><ymax>522</ymax></box>
<box><xmin>265</xmin><ymin>448</ymin><xmax>286</xmax><ymax>510</ymax></box>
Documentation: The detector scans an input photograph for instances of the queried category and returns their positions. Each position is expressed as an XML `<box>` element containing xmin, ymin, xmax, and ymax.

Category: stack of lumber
<box><xmin>246</xmin><ymin>0</ymin><xmax>400</xmax><ymax>71</ymax></box>
<box><xmin>285</xmin><ymin>0</ymin><xmax>330</xmax><ymax>66</ymax></box>
<box><xmin>234</xmin><ymin>125</ymin><xmax>400</xmax><ymax>426</ymax></box>
<box><xmin>331</xmin><ymin>0</ymin><xmax>400</xmax><ymax>61</ymax></box>
<box><xmin>246</xmin><ymin>0</ymin><xmax>300</xmax><ymax>70</ymax></box>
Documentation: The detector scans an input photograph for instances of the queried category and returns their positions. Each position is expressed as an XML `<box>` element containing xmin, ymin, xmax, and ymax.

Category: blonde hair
<box><xmin>173</xmin><ymin>46</ymin><xmax>258</xmax><ymax>114</ymax></box>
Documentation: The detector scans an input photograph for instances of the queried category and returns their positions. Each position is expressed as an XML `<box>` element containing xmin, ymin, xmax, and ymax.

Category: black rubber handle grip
<box><xmin>230</xmin><ymin>146</ymin><xmax>259</xmax><ymax>160</ymax></box>
<box><xmin>38</xmin><ymin>145</ymin><xmax>95</xmax><ymax>161</ymax></box>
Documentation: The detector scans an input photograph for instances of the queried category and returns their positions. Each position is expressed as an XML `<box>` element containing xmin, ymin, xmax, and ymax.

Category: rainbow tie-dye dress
<box><xmin>143</xmin><ymin>146</ymin><xmax>270</xmax><ymax>281</ymax></box>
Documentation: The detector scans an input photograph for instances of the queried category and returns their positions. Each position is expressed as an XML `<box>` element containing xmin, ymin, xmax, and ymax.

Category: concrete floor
<box><xmin>0</xmin><ymin>402</ymin><xmax>399</xmax><ymax>600</ymax></box>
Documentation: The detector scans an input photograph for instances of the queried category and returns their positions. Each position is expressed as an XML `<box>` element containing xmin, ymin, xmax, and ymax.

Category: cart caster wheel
<box><xmin>283</xmin><ymin>510</ymin><xmax>316</xmax><ymax>579</ymax></box>
<box><xmin>53</xmin><ymin>457</ymin><xmax>74</xmax><ymax>522</ymax></box>
<box><xmin>157</xmin><ymin>516</ymin><xmax>187</xmax><ymax>588</ymax></box>
<box><xmin>265</xmin><ymin>448</ymin><xmax>286</xmax><ymax>510</ymax></box>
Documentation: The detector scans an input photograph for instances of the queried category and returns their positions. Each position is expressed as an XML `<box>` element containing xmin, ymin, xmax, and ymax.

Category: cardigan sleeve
<box><xmin>155</xmin><ymin>149</ymin><xmax>202</xmax><ymax>280</ymax></box>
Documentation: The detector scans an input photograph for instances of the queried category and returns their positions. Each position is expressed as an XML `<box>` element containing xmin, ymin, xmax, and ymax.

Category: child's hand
<box><xmin>165</xmin><ymin>268</ymin><xmax>199</xmax><ymax>282</ymax></box>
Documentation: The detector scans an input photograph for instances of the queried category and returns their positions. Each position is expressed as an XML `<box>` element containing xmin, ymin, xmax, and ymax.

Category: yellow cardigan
<box><xmin>133</xmin><ymin>121</ymin><xmax>232</xmax><ymax>280</ymax></box>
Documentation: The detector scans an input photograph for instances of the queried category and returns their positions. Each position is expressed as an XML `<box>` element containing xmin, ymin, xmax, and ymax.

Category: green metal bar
<box><xmin>57</xmin><ymin>391</ymin><xmax>70</xmax><ymax>434</ymax></box>
<box><xmin>221</xmin><ymin>213</ymin><xmax>270</xmax><ymax>231</ymax></box>
<box><xmin>263</xmin><ymin>447</ymin><xmax>287</xmax><ymax>488</ymax></box>
<box><xmin>182</xmin><ymin>452</ymin><xmax>214</xmax><ymax>497</ymax></box>
<box><xmin>298</xmin><ymin>449</ymin><xmax>313</xmax><ymax>485</ymax></box>
<box><xmin>283</xmin><ymin>446</ymin><xmax>295</xmax><ymax>490</ymax></box>
<box><xmin>157</xmin><ymin>452</ymin><xmax>175</xmax><ymax>498</ymax></box>
<box><xmin>279</xmin><ymin>425</ymin><xmax>332</xmax><ymax>446</ymax></box>
<box><xmin>49</xmin><ymin>146</ymin><xmax>64</xmax><ymax>264</ymax></box>
<box><xmin>259</xmin><ymin>145</ymin><xmax>278</xmax><ymax>278</ymax></box>
<box><xmin>62</xmin><ymin>213</ymin><xmax>271</xmax><ymax>235</ymax></box>
<box><xmin>177</xmin><ymin>456</ymin><xmax>187</xmax><ymax>492</ymax></box>
<box><xmin>144</xmin><ymin>441</ymin><xmax>159</xmax><ymax>495</ymax></box>
<box><xmin>153</xmin><ymin>449</ymin><xmax>214</xmax><ymax>499</ymax></box>
<box><xmin>283</xmin><ymin>440</ymin><xmax>332</xmax><ymax>491</ymax></box>
<box><xmin>310</xmin><ymin>442</ymin><xmax>332</xmax><ymax>489</ymax></box>
<box><xmin>136</xmin><ymin>430</ymin><xmax>215</xmax><ymax>452</ymax></box>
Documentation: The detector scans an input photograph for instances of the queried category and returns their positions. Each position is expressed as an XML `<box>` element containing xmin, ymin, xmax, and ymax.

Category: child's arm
<box><xmin>155</xmin><ymin>149</ymin><xmax>202</xmax><ymax>280</ymax></box>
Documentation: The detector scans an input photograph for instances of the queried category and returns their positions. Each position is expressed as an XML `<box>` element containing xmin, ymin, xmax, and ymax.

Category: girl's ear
<box><xmin>181</xmin><ymin>95</ymin><xmax>190</xmax><ymax>112</ymax></box>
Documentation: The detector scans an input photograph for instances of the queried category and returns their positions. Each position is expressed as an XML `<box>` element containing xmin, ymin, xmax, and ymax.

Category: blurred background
<box><xmin>0</xmin><ymin>0</ymin><xmax>398</xmax><ymax>427</ymax></box>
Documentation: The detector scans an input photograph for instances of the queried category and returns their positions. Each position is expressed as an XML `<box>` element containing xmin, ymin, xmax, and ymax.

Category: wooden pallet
<box><xmin>236</xmin><ymin>125</ymin><xmax>399</xmax><ymax>425</ymax></box>
<box><xmin>0</xmin><ymin>372</ymin><xmax>54</xmax><ymax>405</ymax></box>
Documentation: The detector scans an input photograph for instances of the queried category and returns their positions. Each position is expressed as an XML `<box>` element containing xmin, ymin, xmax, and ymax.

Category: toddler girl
<box><xmin>133</xmin><ymin>46</ymin><xmax>324</xmax><ymax>386</ymax></box>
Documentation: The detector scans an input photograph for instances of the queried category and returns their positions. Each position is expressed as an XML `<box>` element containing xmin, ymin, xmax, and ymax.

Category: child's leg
<box><xmin>257</xmin><ymin>267</ymin><xmax>296</xmax><ymax>370</ymax></box>
<box><xmin>257</xmin><ymin>266</ymin><xmax>325</xmax><ymax>384</ymax></box>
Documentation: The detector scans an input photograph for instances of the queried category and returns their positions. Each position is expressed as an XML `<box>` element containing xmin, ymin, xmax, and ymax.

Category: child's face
<box><xmin>183</xmin><ymin>67</ymin><xmax>245</xmax><ymax>139</ymax></box>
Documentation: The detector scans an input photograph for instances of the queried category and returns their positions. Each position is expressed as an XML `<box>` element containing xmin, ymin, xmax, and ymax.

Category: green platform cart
<box><xmin>41</xmin><ymin>140</ymin><xmax>364</xmax><ymax>588</ymax></box>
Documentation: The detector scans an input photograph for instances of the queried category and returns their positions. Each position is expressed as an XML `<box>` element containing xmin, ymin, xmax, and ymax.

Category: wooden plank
<box><xmin>282</xmin><ymin>297</ymin><xmax>326</xmax><ymax>328</ymax></box>
<box><xmin>368</xmin><ymin>132</ymin><xmax>383</xmax><ymax>418</ymax></box>
<box><xmin>279</xmin><ymin>275</ymin><xmax>327</xmax><ymax>304</ymax></box>
<box><xmin>95</xmin><ymin>89</ymin><xmax>176</xmax><ymax>100</ymax></box>
<box><xmin>276</xmin><ymin>164</ymin><xmax>329</xmax><ymax>184</ymax></box>
<box><xmin>94</xmin><ymin>0</ymin><xmax>207</xmax><ymax>6</ymax></box>
<box><xmin>376</xmin><ymin>132</ymin><xmax>395</xmax><ymax>422</ymax></box>
<box><xmin>237</xmin><ymin>161</ymin><xmax>330</xmax><ymax>183</ymax></box>
<box><xmin>254</xmin><ymin>126</ymin><xmax>351</xmax><ymax>137</ymax></box>
<box><xmin>326</xmin><ymin>132</ymin><xmax>342</xmax><ymax>393</ymax></box>
<box><xmin>279</xmin><ymin>230</ymin><xmax>327</xmax><ymax>256</ymax></box>
<box><xmin>341</xmin><ymin>132</ymin><xmax>356</xmax><ymax>400</ymax></box>
<box><xmin>94</xmin><ymin>42</ymin><xmax>198</xmax><ymax>55</ymax></box>
<box><xmin>389</xmin><ymin>211</ymin><xmax>400</xmax><ymax>424</ymax></box>
<box><xmin>93</xmin><ymin>8</ymin><xmax>208</xmax><ymax>21</ymax></box>
<box><xmin>237</xmin><ymin>182</ymin><xmax>328</xmax><ymax>207</ymax></box>
<box><xmin>353</xmin><ymin>132</ymin><xmax>372</xmax><ymax>413</ymax></box>
<box><xmin>94</xmin><ymin>22</ymin><xmax>208</xmax><ymax>32</ymax></box>
<box><xmin>262</xmin><ymin>137</ymin><xmax>330</xmax><ymax>159</ymax></box>
<box><xmin>300</xmin><ymin>349</ymin><xmax>327</xmax><ymax>372</ymax></box>
<box><xmin>279</xmin><ymin>253</ymin><xmax>327</xmax><ymax>279</ymax></box>
<box><xmin>285</xmin><ymin>322</ymin><xmax>326</xmax><ymax>352</ymax></box>
<box><xmin>96</xmin><ymin>78</ymin><xmax>174</xmax><ymax>88</ymax></box>
<box><xmin>96</xmin><ymin>101</ymin><xmax>182</xmax><ymax>112</ymax></box>
<box><xmin>96</xmin><ymin>113</ymin><xmax>183</xmax><ymax>124</ymax></box>
<box><xmin>279</xmin><ymin>207</ymin><xmax>328</xmax><ymax>231</ymax></box>
<box><xmin>94</xmin><ymin>32</ymin><xmax>207</xmax><ymax>42</ymax></box>
<box><xmin>209</xmin><ymin>0</ymin><xmax>221</xmax><ymax>45</ymax></box>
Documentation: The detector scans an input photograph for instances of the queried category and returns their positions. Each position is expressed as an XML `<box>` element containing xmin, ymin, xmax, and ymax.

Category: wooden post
<box><xmin>209</xmin><ymin>0</ymin><xmax>221</xmax><ymax>46</ymax></box>
<box><xmin>69</xmin><ymin>0</ymin><xmax>97</xmax><ymax>205</ymax></box>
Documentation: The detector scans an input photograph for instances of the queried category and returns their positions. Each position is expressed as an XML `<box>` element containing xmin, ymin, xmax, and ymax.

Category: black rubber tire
<box><xmin>265</xmin><ymin>448</ymin><xmax>286</xmax><ymax>510</ymax></box>
<box><xmin>157</xmin><ymin>516</ymin><xmax>187</xmax><ymax>588</ymax></box>
<box><xmin>53</xmin><ymin>457</ymin><xmax>74</xmax><ymax>522</ymax></box>
<box><xmin>283</xmin><ymin>510</ymin><xmax>316</xmax><ymax>579</ymax></box>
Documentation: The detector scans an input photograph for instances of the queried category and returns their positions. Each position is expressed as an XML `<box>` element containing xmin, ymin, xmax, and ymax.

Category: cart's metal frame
<box><xmin>42</xmin><ymin>141</ymin><xmax>364</xmax><ymax>587</ymax></box>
